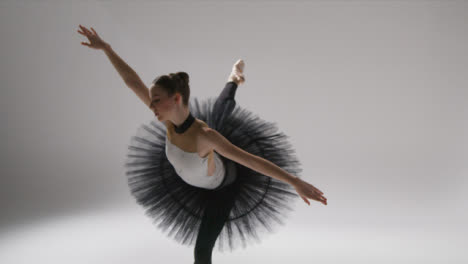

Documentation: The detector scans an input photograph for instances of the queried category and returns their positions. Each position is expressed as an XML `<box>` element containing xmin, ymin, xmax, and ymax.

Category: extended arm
<box><xmin>201</xmin><ymin>127</ymin><xmax>327</xmax><ymax>206</ymax></box>
<box><xmin>102</xmin><ymin>45</ymin><xmax>151</xmax><ymax>107</ymax></box>
<box><xmin>78</xmin><ymin>25</ymin><xmax>151</xmax><ymax>108</ymax></box>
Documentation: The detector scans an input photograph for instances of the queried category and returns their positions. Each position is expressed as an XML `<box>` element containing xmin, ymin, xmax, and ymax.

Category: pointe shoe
<box><xmin>228</xmin><ymin>59</ymin><xmax>246</xmax><ymax>85</ymax></box>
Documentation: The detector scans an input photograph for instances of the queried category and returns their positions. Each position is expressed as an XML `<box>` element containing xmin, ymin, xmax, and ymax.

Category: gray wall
<box><xmin>1</xmin><ymin>0</ymin><xmax>467</xmax><ymax>263</ymax></box>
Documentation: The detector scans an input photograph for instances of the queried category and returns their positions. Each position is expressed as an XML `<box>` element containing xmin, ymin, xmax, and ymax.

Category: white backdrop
<box><xmin>1</xmin><ymin>0</ymin><xmax>467</xmax><ymax>263</ymax></box>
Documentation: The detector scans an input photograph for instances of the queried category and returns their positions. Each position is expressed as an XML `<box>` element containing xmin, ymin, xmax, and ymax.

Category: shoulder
<box><xmin>197</xmin><ymin>126</ymin><xmax>255</xmax><ymax>168</ymax></box>
<box><xmin>194</xmin><ymin>119</ymin><xmax>211</xmax><ymax>137</ymax></box>
<box><xmin>194</xmin><ymin>119</ymin><xmax>214</xmax><ymax>135</ymax></box>
<box><xmin>197</xmin><ymin>126</ymin><xmax>231</xmax><ymax>152</ymax></box>
<box><xmin>198</xmin><ymin>124</ymin><xmax>214</xmax><ymax>139</ymax></box>
<box><xmin>195</xmin><ymin>119</ymin><xmax>209</xmax><ymax>128</ymax></box>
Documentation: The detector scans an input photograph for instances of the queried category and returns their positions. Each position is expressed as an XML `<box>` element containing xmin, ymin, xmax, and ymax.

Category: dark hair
<box><xmin>152</xmin><ymin>71</ymin><xmax>190</xmax><ymax>106</ymax></box>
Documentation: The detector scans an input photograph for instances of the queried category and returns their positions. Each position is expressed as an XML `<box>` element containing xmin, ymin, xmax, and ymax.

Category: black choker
<box><xmin>174</xmin><ymin>112</ymin><xmax>195</xmax><ymax>134</ymax></box>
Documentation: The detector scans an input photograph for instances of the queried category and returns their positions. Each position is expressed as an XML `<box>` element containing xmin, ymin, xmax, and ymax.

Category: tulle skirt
<box><xmin>124</xmin><ymin>96</ymin><xmax>303</xmax><ymax>252</ymax></box>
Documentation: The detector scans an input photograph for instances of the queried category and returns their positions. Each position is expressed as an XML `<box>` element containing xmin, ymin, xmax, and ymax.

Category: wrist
<box><xmin>289</xmin><ymin>175</ymin><xmax>302</xmax><ymax>187</ymax></box>
<box><xmin>102</xmin><ymin>42</ymin><xmax>111</xmax><ymax>52</ymax></box>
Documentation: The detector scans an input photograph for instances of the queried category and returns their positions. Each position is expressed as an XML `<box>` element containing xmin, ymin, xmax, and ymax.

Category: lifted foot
<box><xmin>228</xmin><ymin>59</ymin><xmax>245</xmax><ymax>85</ymax></box>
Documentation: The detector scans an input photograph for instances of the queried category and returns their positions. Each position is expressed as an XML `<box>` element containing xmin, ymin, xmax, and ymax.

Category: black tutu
<box><xmin>124</xmin><ymin>96</ymin><xmax>303</xmax><ymax>252</ymax></box>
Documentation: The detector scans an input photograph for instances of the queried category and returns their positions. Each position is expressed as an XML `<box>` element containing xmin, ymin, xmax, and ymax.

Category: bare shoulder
<box><xmin>195</xmin><ymin>119</ymin><xmax>209</xmax><ymax>128</ymax></box>
<box><xmin>195</xmin><ymin>122</ymin><xmax>216</xmax><ymax>146</ymax></box>
<box><xmin>196</xmin><ymin>123</ymin><xmax>253</xmax><ymax>167</ymax></box>
<box><xmin>197</xmin><ymin>125</ymin><xmax>227</xmax><ymax>150</ymax></box>
<box><xmin>195</xmin><ymin>119</ymin><xmax>212</xmax><ymax>135</ymax></box>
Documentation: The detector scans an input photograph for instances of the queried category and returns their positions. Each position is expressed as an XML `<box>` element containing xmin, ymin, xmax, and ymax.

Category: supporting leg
<box><xmin>193</xmin><ymin>195</ymin><xmax>235</xmax><ymax>264</ymax></box>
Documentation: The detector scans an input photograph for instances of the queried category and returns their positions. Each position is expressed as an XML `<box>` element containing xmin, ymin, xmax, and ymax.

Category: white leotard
<box><xmin>165</xmin><ymin>136</ymin><xmax>225</xmax><ymax>189</ymax></box>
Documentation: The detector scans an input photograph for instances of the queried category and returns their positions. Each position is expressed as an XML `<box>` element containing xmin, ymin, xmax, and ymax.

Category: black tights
<box><xmin>211</xmin><ymin>81</ymin><xmax>238</xmax><ymax>131</ymax></box>
<box><xmin>193</xmin><ymin>81</ymin><xmax>238</xmax><ymax>264</ymax></box>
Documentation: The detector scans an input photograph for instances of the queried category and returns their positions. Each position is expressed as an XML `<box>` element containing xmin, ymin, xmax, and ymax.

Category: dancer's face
<box><xmin>149</xmin><ymin>84</ymin><xmax>181</xmax><ymax>122</ymax></box>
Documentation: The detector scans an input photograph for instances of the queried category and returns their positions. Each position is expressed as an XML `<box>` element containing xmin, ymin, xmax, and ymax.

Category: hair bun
<box><xmin>174</xmin><ymin>71</ymin><xmax>189</xmax><ymax>86</ymax></box>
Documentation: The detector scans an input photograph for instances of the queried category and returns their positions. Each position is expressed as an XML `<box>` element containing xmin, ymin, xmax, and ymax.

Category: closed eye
<box><xmin>150</xmin><ymin>99</ymin><xmax>160</xmax><ymax>107</ymax></box>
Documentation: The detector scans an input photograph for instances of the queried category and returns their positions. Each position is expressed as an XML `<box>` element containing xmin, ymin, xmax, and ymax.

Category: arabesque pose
<box><xmin>78</xmin><ymin>24</ymin><xmax>327</xmax><ymax>264</ymax></box>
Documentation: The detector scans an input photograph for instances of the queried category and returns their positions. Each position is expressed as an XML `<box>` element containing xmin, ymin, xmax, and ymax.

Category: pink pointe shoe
<box><xmin>228</xmin><ymin>59</ymin><xmax>246</xmax><ymax>85</ymax></box>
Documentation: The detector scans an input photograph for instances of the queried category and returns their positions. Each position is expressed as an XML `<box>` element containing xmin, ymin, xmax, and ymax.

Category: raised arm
<box><xmin>77</xmin><ymin>25</ymin><xmax>151</xmax><ymax>108</ymax></box>
<box><xmin>102</xmin><ymin>45</ymin><xmax>151</xmax><ymax>107</ymax></box>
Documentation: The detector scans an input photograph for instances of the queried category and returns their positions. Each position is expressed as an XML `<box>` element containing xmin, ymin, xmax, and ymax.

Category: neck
<box><xmin>171</xmin><ymin>107</ymin><xmax>194</xmax><ymax>134</ymax></box>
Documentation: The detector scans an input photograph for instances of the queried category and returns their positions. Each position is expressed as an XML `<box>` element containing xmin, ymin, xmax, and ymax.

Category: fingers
<box><xmin>299</xmin><ymin>192</ymin><xmax>327</xmax><ymax>206</ymax></box>
<box><xmin>295</xmin><ymin>179</ymin><xmax>327</xmax><ymax>206</ymax></box>
<box><xmin>300</xmin><ymin>192</ymin><xmax>327</xmax><ymax>206</ymax></box>
<box><xmin>312</xmin><ymin>186</ymin><xmax>323</xmax><ymax>195</ymax></box>
<box><xmin>79</xmin><ymin>25</ymin><xmax>93</xmax><ymax>36</ymax></box>
<box><xmin>78</xmin><ymin>26</ymin><xmax>89</xmax><ymax>37</ymax></box>
<box><xmin>83</xmin><ymin>26</ymin><xmax>92</xmax><ymax>35</ymax></box>
<box><xmin>81</xmin><ymin>42</ymin><xmax>91</xmax><ymax>47</ymax></box>
<box><xmin>300</xmin><ymin>178</ymin><xmax>323</xmax><ymax>195</ymax></box>
<box><xmin>319</xmin><ymin>195</ymin><xmax>327</xmax><ymax>205</ymax></box>
<box><xmin>310</xmin><ymin>189</ymin><xmax>324</xmax><ymax>200</ymax></box>
<box><xmin>78</xmin><ymin>25</ymin><xmax>87</xmax><ymax>34</ymax></box>
<box><xmin>309</xmin><ymin>192</ymin><xmax>327</xmax><ymax>205</ymax></box>
<box><xmin>320</xmin><ymin>196</ymin><xmax>327</xmax><ymax>205</ymax></box>
<box><xmin>90</xmin><ymin>27</ymin><xmax>98</xmax><ymax>36</ymax></box>
<box><xmin>313</xmin><ymin>189</ymin><xmax>323</xmax><ymax>196</ymax></box>
<box><xmin>305</xmin><ymin>184</ymin><xmax>326</xmax><ymax>203</ymax></box>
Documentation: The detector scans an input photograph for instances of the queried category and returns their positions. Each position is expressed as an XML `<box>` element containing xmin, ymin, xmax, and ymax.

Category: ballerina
<box><xmin>78</xmin><ymin>24</ymin><xmax>327</xmax><ymax>264</ymax></box>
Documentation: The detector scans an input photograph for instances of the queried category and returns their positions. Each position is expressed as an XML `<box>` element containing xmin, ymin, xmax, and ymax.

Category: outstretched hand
<box><xmin>77</xmin><ymin>25</ymin><xmax>109</xmax><ymax>50</ymax></box>
<box><xmin>293</xmin><ymin>178</ymin><xmax>327</xmax><ymax>206</ymax></box>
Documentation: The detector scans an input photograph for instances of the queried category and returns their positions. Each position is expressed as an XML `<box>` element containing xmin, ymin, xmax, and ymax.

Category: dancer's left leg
<box><xmin>193</xmin><ymin>193</ymin><xmax>236</xmax><ymax>264</ymax></box>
